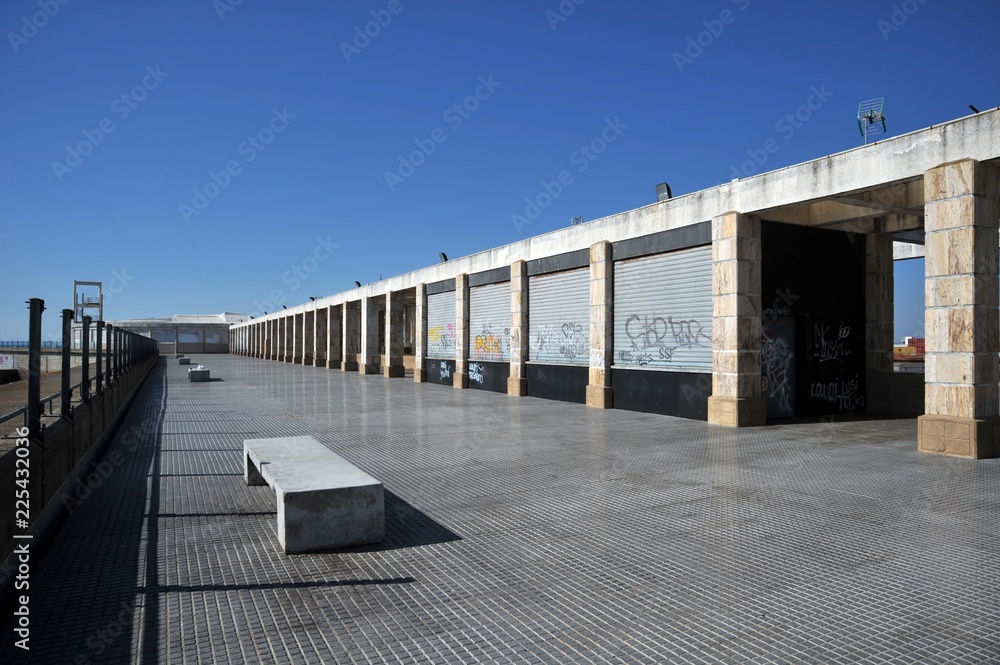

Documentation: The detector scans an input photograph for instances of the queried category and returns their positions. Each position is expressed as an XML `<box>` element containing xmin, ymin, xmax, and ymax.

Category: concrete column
<box><xmin>268</xmin><ymin>320</ymin><xmax>275</xmax><ymax>360</ymax></box>
<box><xmin>414</xmin><ymin>283</ymin><xmax>427</xmax><ymax>383</ymax></box>
<box><xmin>918</xmin><ymin>159</ymin><xmax>1000</xmax><ymax>458</ymax></box>
<box><xmin>291</xmin><ymin>313</ymin><xmax>301</xmax><ymax>363</ymax></box>
<box><xmin>314</xmin><ymin>306</ymin><xmax>327</xmax><ymax>367</ymax></box>
<box><xmin>302</xmin><ymin>311</ymin><xmax>314</xmax><ymax>365</ymax></box>
<box><xmin>454</xmin><ymin>273</ymin><xmax>470</xmax><ymax>389</ymax></box>
<box><xmin>283</xmin><ymin>316</ymin><xmax>292</xmax><ymax>362</ymax></box>
<box><xmin>360</xmin><ymin>297</ymin><xmax>380</xmax><ymax>374</ymax></box>
<box><xmin>586</xmin><ymin>241</ymin><xmax>614</xmax><ymax>408</ymax></box>
<box><xmin>342</xmin><ymin>302</ymin><xmax>359</xmax><ymax>371</ymax></box>
<box><xmin>707</xmin><ymin>212</ymin><xmax>765</xmax><ymax>427</ymax></box>
<box><xmin>327</xmin><ymin>305</ymin><xmax>342</xmax><ymax>368</ymax></box>
<box><xmin>866</xmin><ymin>231</ymin><xmax>895</xmax><ymax>373</ymax></box>
<box><xmin>384</xmin><ymin>291</ymin><xmax>405</xmax><ymax>377</ymax></box>
<box><xmin>508</xmin><ymin>261</ymin><xmax>528</xmax><ymax>396</ymax></box>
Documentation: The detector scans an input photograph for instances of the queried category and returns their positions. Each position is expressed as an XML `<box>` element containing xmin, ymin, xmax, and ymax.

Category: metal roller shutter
<box><xmin>613</xmin><ymin>245</ymin><xmax>713</xmax><ymax>371</ymax></box>
<box><xmin>528</xmin><ymin>268</ymin><xmax>589</xmax><ymax>365</ymax></box>
<box><xmin>426</xmin><ymin>292</ymin><xmax>455</xmax><ymax>360</ymax></box>
<box><xmin>469</xmin><ymin>282</ymin><xmax>510</xmax><ymax>362</ymax></box>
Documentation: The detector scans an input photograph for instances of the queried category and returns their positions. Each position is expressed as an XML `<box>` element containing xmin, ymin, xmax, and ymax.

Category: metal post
<box><xmin>81</xmin><ymin>316</ymin><xmax>91</xmax><ymax>402</ymax></box>
<box><xmin>107</xmin><ymin>324</ymin><xmax>115</xmax><ymax>386</ymax></box>
<box><xmin>27</xmin><ymin>298</ymin><xmax>43</xmax><ymax>441</ymax></box>
<box><xmin>96</xmin><ymin>320</ymin><xmax>104</xmax><ymax>394</ymax></box>
<box><xmin>61</xmin><ymin>309</ymin><xmax>72</xmax><ymax>418</ymax></box>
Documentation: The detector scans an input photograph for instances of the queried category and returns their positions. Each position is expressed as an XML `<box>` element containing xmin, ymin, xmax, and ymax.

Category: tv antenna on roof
<box><xmin>857</xmin><ymin>97</ymin><xmax>887</xmax><ymax>145</ymax></box>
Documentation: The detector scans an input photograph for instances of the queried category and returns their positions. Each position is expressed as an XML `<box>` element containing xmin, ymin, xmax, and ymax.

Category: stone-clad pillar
<box><xmin>414</xmin><ymin>284</ymin><xmax>427</xmax><ymax>383</ymax></box>
<box><xmin>384</xmin><ymin>291</ymin><xmax>405</xmax><ymax>377</ymax></box>
<box><xmin>508</xmin><ymin>261</ymin><xmax>528</xmax><ymax>396</ymax></box>
<box><xmin>342</xmin><ymin>302</ymin><xmax>359</xmax><ymax>371</ymax></box>
<box><xmin>454</xmin><ymin>273</ymin><xmax>470</xmax><ymax>388</ymax></box>
<box><xmin>586</xmin><ymin>241</ymin><xmax>613</xmax><ymax>408</ymax></box>
<box><xmin>866</xmin><ymin>231</ymin><xmax>895</xmax><ymax>373</ymax></box>
<box><xmin>360</xmin><ymin>297</ymin><xmax>380</xmax><ymax>375</ymax></box>
<box><xmin>302</xmin><ymin>311</ymin><xmax>314</xmax><ymax>365</ymax></box>
<box><xmin>314</xmin><ymin>306</ymin><xmax>327</xmax><ymax>367</ymax></box>
<box><xmin>327</xmin><ymin>305</ymin><xmax>342</xmax><ymax>369</ymax></box>
<box><xmin>918</xmin><ymin>159</ymin><xmax>1000</xmax><ymax>458</ymax></box>
<box><xmin>283</xmin><ymin>317</ymin><xmax>291</xmax><ymax>362</ymax></box>
<box><xmin>707</xmin><ymin>212</ymin><xmax>765</xmax><ymax>426</ymax></box>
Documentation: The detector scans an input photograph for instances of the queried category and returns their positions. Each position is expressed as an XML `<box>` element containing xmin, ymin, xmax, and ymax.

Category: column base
<box><xmin>454</xmin><ymin>373</ymin><xmax>469</xmax><ymax>389</ymax></box>
<box><xmin>341</xmin><ymin>361</ymin><xmax>359</xmax><ymax>372</ymax></box>
<box><xmin>414</xmin><ymin>368</ymin><xmax>427</xmax><ymax>383</ymax></box>
<box><xmin>918</xmin><ymin>415</ymin><xmax>1000</xmax><ymax>459</ymax></box>
<box><xmin>508</xmin><ymin>377</ymin><xmax>527</xmax><ymax>396</ymax></box>
<box><xmin>383</xmin><ymin>365</ymin><xmax>405</xmax><ymax>378</ymax></box>
<box><xmin>707</xmin><ymin>396</ymin><xmax>766</xmax><ymax>427</ymax></box>
<box><xmin>586</xmin><ymin>385</ymin><xmax>613</xmax><ymax>409</ymax></box>
<box><xmin>360</xmin><ymin>363</ymin><xmax>380</xmax><ymax>375</ymax></box>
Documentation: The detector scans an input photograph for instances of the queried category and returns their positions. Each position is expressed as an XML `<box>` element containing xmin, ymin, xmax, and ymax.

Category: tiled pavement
<box><xmin>2</xmin><ymin>355</ymin><xmax>999</xmax><ymax>664</ymax></box>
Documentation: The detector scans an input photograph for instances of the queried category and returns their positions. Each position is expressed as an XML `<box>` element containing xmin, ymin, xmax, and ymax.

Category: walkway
<box><xmin>2</xmin><ymin>355</ymin><xmax>998</xmax><ymax>663</ymax></box>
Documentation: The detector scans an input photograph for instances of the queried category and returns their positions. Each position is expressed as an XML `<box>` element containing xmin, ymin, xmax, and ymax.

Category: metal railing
<box><xmin>0</xmin><ymin>340</ymin><xmax>62</xmax><ymax>349</ymax></box>
<box><xmin>0</xmin><ymin>300</ymin><xmax>159</xmax><ymax>439</ymax></box>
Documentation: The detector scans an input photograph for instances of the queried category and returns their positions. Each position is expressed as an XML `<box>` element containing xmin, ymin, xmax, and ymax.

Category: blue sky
<box><xmin>1</xmin><ymin>0</ymin><xmax>997</xmax><ymax>342</ymax></box>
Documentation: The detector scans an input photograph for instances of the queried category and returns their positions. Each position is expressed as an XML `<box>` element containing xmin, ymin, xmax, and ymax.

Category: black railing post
<box><xmin>81</xmin><ymin>316</ymin><xmax>91</xmax><ymax>402</ymax></box>
<box><xmin>61</xmin><ymin>309</ymin><xmax>73</xmax><ymax>418</ymax></box>
<box><xmin>96</xmin><ymin>320</ymin><xmax>104</xmax><ymax>395</ymax></box>
<box><xmin>27</xmin><ymin>298</ymin><xmax>44</xmax><ymax>441</ymax></box>
<box><xmin>106</xmin><ymin>325</ymin><xmax>114</xmax><ymax>386</ymax></box>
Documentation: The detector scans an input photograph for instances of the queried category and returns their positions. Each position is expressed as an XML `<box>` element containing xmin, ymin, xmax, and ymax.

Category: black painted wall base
<box><xmin>468</xmin><ymin>361</ymin><xmax>509</xmax><ymax>393</ymax></box>
<box><xmin>526</xmin><ymin>364</ymin><xmax>587</xmax><ymax>404</ymax></box>
<box><xmin>426</xmin><ymin>359</ymin><xmax>455</xmax><ymax>386</ymax></box>
<box><xmin>612</xmin><ymin>369</ymin><xmax>712</xmax><ymax>420</ymax></box>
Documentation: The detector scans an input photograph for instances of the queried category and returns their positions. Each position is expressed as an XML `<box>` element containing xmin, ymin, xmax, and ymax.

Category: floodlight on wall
<box><xmin>656</xmin><ymin>182</ymin><xmax>672</xmax><ymax>202</ymax></box>
<box><xmin>857</xmin><ymin>98</ymin><xmax>887</xmax><ymax>145</ymax></box>
<box><xmin>571</xmin><ymin>216</ymin><xmax>584</xmax><ymax>226</ymax></box>
<box><xmin>354</xmin><ymin>281</ymin><xmax>361</xmax><ymax>287</ymax></box>
<box><xmin>309</xmin><ymin>296</ymin><xmax>316</xmax><ymax>301</ymax></box>
<box><xmin>439</xmin><ymin>252</ymin><xmax>448</xmax><ymax>263</ymax></box>
<box><xmin>282</xmin><ymin>305</ymin><xmax>287</xmax><ymax>310</ymax></box>
<box><xmin>970</xmin><ymin>105</ymin><xmax>980</xmax><ymax>114</ymax></box>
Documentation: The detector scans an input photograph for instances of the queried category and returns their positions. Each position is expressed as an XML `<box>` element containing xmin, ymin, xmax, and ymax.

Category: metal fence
<box><xmin>0</xmin><ymin>340</ymin><xmax>62</xmax><ymax>349</ymax></box>
<box><xmin>0</xmin><ymin>299</ymin><xmax>159</xmax><ymax>438</ymax></box>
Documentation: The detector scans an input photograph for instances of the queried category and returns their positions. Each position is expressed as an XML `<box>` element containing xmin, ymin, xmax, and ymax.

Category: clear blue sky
<box><xmin>2</xmin><ymin>0</ymin><xmax>997</xmax><ymax>342</ymax></box>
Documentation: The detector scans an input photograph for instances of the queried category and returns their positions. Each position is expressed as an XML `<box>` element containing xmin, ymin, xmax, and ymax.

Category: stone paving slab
<box><xmin>2</xmin><ymin>355</ymin><xmax>1000</xmax><ymax>663</ymax></box>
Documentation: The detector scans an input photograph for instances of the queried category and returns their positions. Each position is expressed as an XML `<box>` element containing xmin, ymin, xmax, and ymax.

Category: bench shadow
<box><xmin>333</xmin><ymin>490</ymin><xmax>462</xmax><ymax>553</ymax></box>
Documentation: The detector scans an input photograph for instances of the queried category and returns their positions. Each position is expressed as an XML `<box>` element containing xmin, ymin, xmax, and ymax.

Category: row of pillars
<box><xmin>232</xmin><ymin>159</ymin><xmax>1000</xmax><ymax>457</ymax></box>
<box><xmin>22</xmin><ymin>298</ymin><xmax>159</xmax><ymax>442</ymax></box>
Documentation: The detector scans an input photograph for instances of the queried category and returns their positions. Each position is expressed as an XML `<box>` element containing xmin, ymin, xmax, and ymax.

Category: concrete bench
<box><xmin>188</xmin><ymin>366</ymin><xmax>210</xmax><ymax>382</ymax></box>
<box><xmin>178</xmin><ymin>357</ymin><xmax>191</xmax><ymax>365</ymax></box>
<box><xmin>244</xmin><ymin>436</ymin><xmax>384</xmax><ymax>553</ymax></box>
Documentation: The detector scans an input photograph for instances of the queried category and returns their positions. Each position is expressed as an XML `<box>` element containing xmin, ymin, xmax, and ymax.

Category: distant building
<box><xmin>893</xmin><ymin>336</ymin><xmax>925</xmax><ymax>373</ymax></box>
<box><xmin>110</xmin><ymin>313</ymin><xmax>248</xmax><ymax>354</ymax></box>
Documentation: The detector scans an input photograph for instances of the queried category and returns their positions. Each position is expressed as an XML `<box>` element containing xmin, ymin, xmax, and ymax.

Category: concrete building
<box><xmin>114</xmin><ymin>313</ymin><xmax>248</xmax><ymax>354</ymax></box>
<box><xmin>231</xmin><ymin>110</ymin><xmax>1000</xmax><ymax>459</ymax></box>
